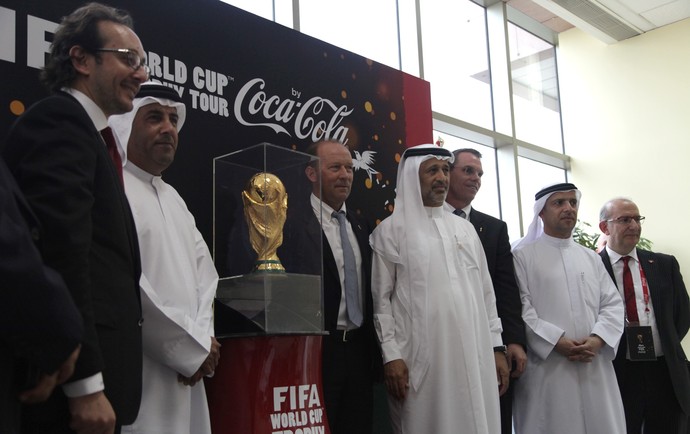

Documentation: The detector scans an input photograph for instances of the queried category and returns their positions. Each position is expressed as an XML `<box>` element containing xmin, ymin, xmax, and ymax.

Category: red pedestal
<box><xmin>206</xmin><ymin>335</ymin><xmax>331</xmax><ymax>434</ymax></box>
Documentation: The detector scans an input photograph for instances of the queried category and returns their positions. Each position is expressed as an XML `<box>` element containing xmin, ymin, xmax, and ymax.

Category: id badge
<box><xmin>625</xmin><ymin>325</ymin><xmax>656</xmax><ymax>361</ymax></box>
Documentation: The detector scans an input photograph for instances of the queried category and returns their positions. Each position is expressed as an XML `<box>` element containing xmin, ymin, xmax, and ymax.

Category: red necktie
<box><xmin>622</xmin><ymin>256</ymin><xmax>639</xmax><ymax>323</ymax></box>
<box><xmin>101</xmin><ymin>127</ymin><xmax>123</xmax><ymax>185</ymax></box>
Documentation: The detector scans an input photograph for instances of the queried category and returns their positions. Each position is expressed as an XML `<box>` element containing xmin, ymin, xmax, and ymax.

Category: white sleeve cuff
<box><xmin>62</xmin><ymin>373</ymin><xmax>104</xmax><ymax>397</ymax></box>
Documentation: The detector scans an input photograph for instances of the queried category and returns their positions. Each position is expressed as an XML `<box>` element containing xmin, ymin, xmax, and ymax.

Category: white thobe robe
<box><xmin>121</xmin><ymin>163</ymin><xmax>218</xmax><ymax>434</ymax></box>
<box><xmin>512</xmin><ymin>234</ymin><xmax>626</xmax><ymax>434</ymax></box>
<box><xmin>372</xmin><ymin>206</ymin><xmax>502</xmax><ymax>434</ymax></box>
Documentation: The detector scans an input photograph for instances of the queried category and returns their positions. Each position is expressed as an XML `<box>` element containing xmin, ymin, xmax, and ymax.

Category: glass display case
<box><xmin>213</xmin><ymin>143</ymin><xmax>324</xmax><ymax>335</ymax></box>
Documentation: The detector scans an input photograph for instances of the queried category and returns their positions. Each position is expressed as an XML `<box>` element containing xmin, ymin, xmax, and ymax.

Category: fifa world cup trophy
<box><xmin>242</xmin><ymin>172</ymin><xmax>288</xmax><ymax>272</ymax></box>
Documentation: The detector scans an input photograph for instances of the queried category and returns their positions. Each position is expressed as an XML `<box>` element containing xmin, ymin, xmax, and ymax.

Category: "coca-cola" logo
<box><xmin>234</xmin><ymin>78</ymin><xmax>352</xmax><ymax>144</ymax></box>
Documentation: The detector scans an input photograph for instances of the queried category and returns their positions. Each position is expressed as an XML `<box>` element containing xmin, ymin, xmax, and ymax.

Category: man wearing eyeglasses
<box><xmin>2</xmin><ymin>3</ymin><xmax>149</xmax><ymax>433</ymax></box>
<box><xmin>599</xmin><ymin>198</ymin><xmax>690</xmax><ymax>434</ymax></box>
<box><xmin>445</xmin><ymin>148</ymin><xmax>526</xmax><ymax>434</ymax></box>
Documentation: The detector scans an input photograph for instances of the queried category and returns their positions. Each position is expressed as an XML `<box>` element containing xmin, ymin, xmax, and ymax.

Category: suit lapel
<box><xmin>305</xmin><ymin>209</ymin><xmax>323</xmax><ymax>250</ymax></box>
<box><xmin>59</xmin><ymin>92</ymin><xmax>141</xmax><ymax>278</ymax></box>
<box><xmin>306</xmin><ymin>209</ymin><xmax>338</xmax><ymax>284</ymax></box>
<box><xmin>600</xmin><ymin>249</ymin><xmax>627</xmax><ymax>358</ymax></box>
<box><xmin>637</xmin><ymin>249</ymin><xmax>662</xmax><ymax>317</ymax></box>
<box><xmin>469</xmin><ymin>208</ymin><xmax>487</xmax><ymax>243</ymax></box>
<box><xmin>600</xmin><ymin>249</ymin><xmax>616</xmax><ymax>284</ymax></box>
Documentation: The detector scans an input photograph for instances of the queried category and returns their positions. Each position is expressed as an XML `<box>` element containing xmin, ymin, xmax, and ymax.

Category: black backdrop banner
<box><xmin>0</xmin><ymin>0</ymin><xmax>433</xmax><ymax>267</ymax></box>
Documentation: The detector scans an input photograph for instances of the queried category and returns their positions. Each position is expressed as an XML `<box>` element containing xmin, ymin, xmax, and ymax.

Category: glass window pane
<box><xmin>274</xmin><ymin>1</ymin><xmax>293</xmax><ymax>28</ymax></box>
<box><xmin>518</xmin><ymin>156</ymin><xmax>566</xmax><ymax>235</ymax></box>
<box><xmin>508</xmin><ymin>23</ymin><xmax>563</xmax><ymax>153</ymax></box>
<box><xmin>398</xmin><ymin>0</ymin><xmax>420</xmax><ymax>76</ymax></box>
<box><xmin>421</xmin><ymin>1</ymin><xmax>493</xmax><ymax>129</ymax></box>
<box><xmin>299</xmin><ymin>0</ymin><xmax>400</xmax><ymax>69</ymax></box>
<box><xmin>435</xmin><ymin>132</ymin><xmax>500</xmax><ymax>218</ymax></box>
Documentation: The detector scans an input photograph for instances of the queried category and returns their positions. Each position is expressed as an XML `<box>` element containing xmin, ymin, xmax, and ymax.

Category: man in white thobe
<box><xmin>110</xmin><ymin>82</ymin><xmax>220</xmax><ymax>434</ymax></box>
<box><xmin>370</xmin><ymin>144</ymin><xmax>507</xmax><ymax>434</ymax></box>
<box><xmin>511</xmin><ymin>182</ymin><xmax>626</xmax><ymax>434</ymax></box>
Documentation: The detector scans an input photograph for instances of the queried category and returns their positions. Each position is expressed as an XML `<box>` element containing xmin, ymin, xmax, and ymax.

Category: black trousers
<box><xmin>618</xmin><ymin>357</ymin><xmax>687</xmax><ymax>434</ymax></box>
<box><xmin>500</xmin><ymin>376</ymin><xmax>518</xmax><ymax>434</ymax></box>
<box><xmin>322</xmin><ymin>328</ymin><xmax>374</xmax><ymax>434</ymax></box>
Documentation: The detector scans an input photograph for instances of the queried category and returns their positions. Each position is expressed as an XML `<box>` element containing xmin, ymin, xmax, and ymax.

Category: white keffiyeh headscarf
<box><xmin>511</xmin><ymin>182</ymin><xmax>581</xmax><ymax>251</ymax></box>
<box><xmin>108</xmin><ymin>81</ymin><xmax>186</xmax><ymax>166</ymax></box>
<box><xmin>370</xmin><ymin>143</ymin><xmax>454</xmax><ymax>389</ymax></box>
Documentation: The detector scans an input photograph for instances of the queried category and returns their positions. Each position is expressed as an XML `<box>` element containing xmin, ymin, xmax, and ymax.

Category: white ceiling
<box><xmin>507</xmin><ymin>0</ymin><xmax>690</xmax><ymax>43</ymax></box>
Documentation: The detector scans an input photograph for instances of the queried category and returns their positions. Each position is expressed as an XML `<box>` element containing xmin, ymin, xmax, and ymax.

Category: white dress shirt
<box><xmin>310</xmin><ymin>193</ymin><xmax>363</xmax><ymax>330</ymax></box>
<box><xmin>605</xmin><ymin>246</ymin><xmax>663</xmax><ymax>357</ymax></box>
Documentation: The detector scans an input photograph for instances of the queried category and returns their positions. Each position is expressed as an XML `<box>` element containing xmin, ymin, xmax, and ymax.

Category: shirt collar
<box><xmin>62</xmin><ymin>87</ymin><xmax>108</xmax><ymax>131</ymax></box>
<box><xmin>541</xmin><ymin>232</ymin><xmax>574</xmax><ymax>248</ymax></box>
<box><xmin>425</xmin><ymin>205</ymin><xmax>445</xmax><ymax>218</ymax></box>
<box><xmin>124</xmin><ymin>161</ymin><xmax>157</xmax><ymax>183</ymax></box>
<box><xmin>606</xmin><ymin>245</ymin><xmax>638</xmax><ymax>263</ymax></box>
<box><xmin>310</xmin><ymin>193</ymin><xmax>347</xmax><ymax>220</ymax></box>
<box><xmin>443</xmin><ymin>201</ymin><xmax>471</xmax><ymax>218</ymax></box>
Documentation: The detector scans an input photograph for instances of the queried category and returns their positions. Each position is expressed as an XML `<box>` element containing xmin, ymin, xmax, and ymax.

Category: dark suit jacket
<box><xmin>0</xmin><ymin>157</ymin><xmax>83</xmax><ymax>434</ymax></box>
<box><xmin>469</xmin><ymin>208</ymin><xmax>526</xmax><ymax>347</ymax></box>
<box><xmin>281</xmin><ymin>203</ymin><xmax>381</xmax><ymax>365</ymax></box>
<box><xmin>2</xmin><ymin>92</ymin><xmax>143</xmax><ymax>426</ymax></box>
<box><xmin>600</xmin><ymin>248</ymin><xmax>690</xmax><ymax>415</ymax></box>
<box><xmin>283</xmin><ymin>205</ymin><xmax>374</xmax><ymax>332</ymax></box>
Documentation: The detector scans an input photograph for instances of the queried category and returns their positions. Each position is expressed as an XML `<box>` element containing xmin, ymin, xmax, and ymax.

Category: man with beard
<box><xmin>370</xmin><ymin>144</ymin><xmax>507</xmax><ymax>434</ymax></box>
<box><xmin>511</xmin><ymin>183</ymin><xmax>625</xmax><ymax>434</ymax></box>
<box><xmin>109</xmin><ymin>82</ymin><xmax>219</xmax><ymax>434</ymax></box>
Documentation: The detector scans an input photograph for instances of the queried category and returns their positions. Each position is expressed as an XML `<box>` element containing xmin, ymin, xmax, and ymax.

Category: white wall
<box><xmin>558</xmin><ymin>18</ymin><xmax>690</xmax><ymax>348</ymax></box>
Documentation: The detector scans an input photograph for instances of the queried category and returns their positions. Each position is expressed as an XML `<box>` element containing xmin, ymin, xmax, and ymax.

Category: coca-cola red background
<box><xmin>0</xmin><ymin>0</ymin><xmax>433</xmax><ymax>253</ymax></box>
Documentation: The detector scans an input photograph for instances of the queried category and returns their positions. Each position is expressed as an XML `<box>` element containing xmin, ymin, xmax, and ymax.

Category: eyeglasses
<box><xmin>606</xmin><ymin>216</ymin><xmax>645</xmax><ymax>225</ymax></box>
<box><xmin>95</xmin><ymin>48</ymin><xmax>150</xmax><ymax>78</ymax></box>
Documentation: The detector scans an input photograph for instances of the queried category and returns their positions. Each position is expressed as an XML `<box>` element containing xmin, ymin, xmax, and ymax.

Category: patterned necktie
<box><xmin>101</xmin><ymin>127</ymin><xmax>123</xmax><ymax>185</ymax></box>
<box><xmin>454</xmin><ymin>208</ymin><xmax>467</xmax><ymax>219</ymax></box>
<box><xmin>332</xmin><ymin>210</ymin><xmax>363</xmax><ymax>327</ymax></box>
<box><xmin>622</xmin><ymin>256</ymin><xmax>639</xmax><ymax>323</ymax></box>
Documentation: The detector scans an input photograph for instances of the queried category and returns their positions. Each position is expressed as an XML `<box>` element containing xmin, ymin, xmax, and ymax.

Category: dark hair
<box><xmin>450</xmin><ymin>148</ymin><xmax>482</xmax><ymax>168</ymax></box>
<box><xmin>41</xmin><ymin>2</ymin><xmax>134</xmax><ymax>91</ymax></box>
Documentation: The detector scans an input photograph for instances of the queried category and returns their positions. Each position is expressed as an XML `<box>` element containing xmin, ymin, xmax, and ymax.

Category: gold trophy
<box><xmin>242</xmin><ymin>172</ymin><xmax>288</xmax><ymax>272</ymax></box>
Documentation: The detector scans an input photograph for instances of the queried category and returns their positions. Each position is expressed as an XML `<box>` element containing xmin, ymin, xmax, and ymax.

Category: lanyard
<box><xmin>637</xmin><ymin>261</ymin><xmax>651</xmax><ymax>320</ymax></box>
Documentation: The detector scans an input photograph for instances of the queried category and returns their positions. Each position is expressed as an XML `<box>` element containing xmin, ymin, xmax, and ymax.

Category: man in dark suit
<box><xmin>445</xmin><ymin>148</ymin><xmax>527</xmax><ymax>434</ymax></box>
<box><xmin>2</xmin><ymin>3</ymin><xmax>148</xmax><ymax>433</ymax></box>
<box><xmin>281</xmin><ymin>139</ymin><xmax>379</xmax><ymax>434</ymax></box>
<box><xmin>1</xmin><ymin>157</ymin><xmax>82</xmax><ymax>434</ymax></box>
<box><xmin>599</xmin><ymin>197</ymin><xmax>690</xmax><ymax>434</ymax></box>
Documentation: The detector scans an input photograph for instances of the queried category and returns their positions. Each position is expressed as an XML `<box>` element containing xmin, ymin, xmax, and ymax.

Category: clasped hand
<box><xmin>555</xmin><ymin>335</ymin><xmax>605</xmax><ymax>363</ymax></box>
<box><xmin>178</xmin><ymin>336</ymin><xmax>221</xmax><ymax>386</ymax></box>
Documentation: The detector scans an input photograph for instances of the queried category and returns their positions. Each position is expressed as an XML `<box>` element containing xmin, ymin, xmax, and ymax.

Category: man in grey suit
<box><xmin>445</xmin><ymin>148</ymin><xmax>526</xmax><ymax>434</ymax></box>
<box><xmin>599</xmin><ymin>197</ymin><xmax>690</xmax><ymax>434</ymax></box>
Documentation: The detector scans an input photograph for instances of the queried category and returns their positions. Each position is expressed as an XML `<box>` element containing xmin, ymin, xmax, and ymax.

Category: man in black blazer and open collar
<box><xmin>445</xmin><ymin>148</ymin><xmax>527</xmax><ymax>434</ymax></box>
<box><xmin>2</xmin><ymin>3</ymin><xmax>148</xmax><ymax>433</ymax></box>
<box><xmin>281</xmin><ymin>139</ymin><xmax>379</xmax><ymax>434</ymax></box>
<box><xmin>599</xmin><ymin>197</ymin><xmax>690</xmax><ymax>434</ymax></box>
